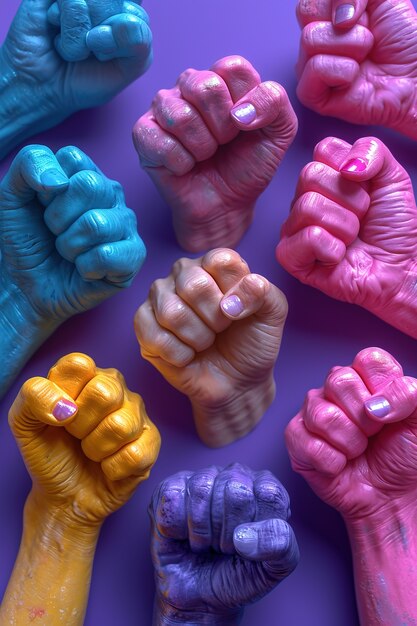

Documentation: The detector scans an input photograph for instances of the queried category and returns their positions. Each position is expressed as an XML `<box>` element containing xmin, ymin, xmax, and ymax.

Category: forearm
<box><xmin>0</xmin><ymin>278</ymin><xmax>58</xmax><ymax>398</ymax></box>
<box><xmin>346</xmin><ymin>506</ymin><xmax>417</xmax><ymax>626</ymax></box>
<box><xmin>191</xmin><ymin>376</ymin><xmax>275</xmax><ymax>447</ymax></box>
<box><xmin>0</xmin><ymin>490</ymin><xmax>101</xmax><ymax>625</ymax></box>
<box><xmin>153</xmin><ymin>597</ymin><xmax>243</xmax><ymax>626</ymax></box>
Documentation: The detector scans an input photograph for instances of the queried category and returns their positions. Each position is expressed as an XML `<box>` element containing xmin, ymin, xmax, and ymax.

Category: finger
<box><xmin>47</xmin><ymin>353</ymin><xmax>97</xmax><ymax>399</ymax></box>
<box><xmin>276</xmin><ymin>226</ymin><xmax>346</xmax><ymax>274</ymax></box>
<box><xmin>364</xmin><ymin>376</ymin><xmax>417</xmax><ymax>423</ymax></box>
<box><xmin>86</xmin><ymin>13</ymin><xmax>152</xmax><ymax>63</ymax></box>
<box><xmin>297</xmin><ymin>55</ymin><xmax>360</xmax><ymax>110</ymax></box>
<box><xmin>332</xmin><ymin>0</ymin><xmax>368</xmax><ymax>28</ymax></box>
<box><xmin>221</xmin><ymin>473</ymin><xmax>256</xmax><ymax>554</ymax></box>
<box><xmin>134</xmin><ymin>300</ymin><xmax>195</xmax><ymax>367</ymax></box>
<box><xmin>285</xmin><ymin>414</ymin><xmax>347</xmax><ymax>476</ymax></box>
<box><xmin>301</xmin><ymin>22</ymin><xmax>373</xmax><ymax>61</ymax></box>
<box><xmin>323</xmin><ymin>366</ymin><xmax>381</xmax><ymax>436</ymax></box>
<box><xmin>0</xmin><ymin>145</ymin><xmax>69</xmax><ymax>204</ymax></box>
<box><xmin>352</xmin><ymin>347</ymin><xmax>404</xmax><ymax>393</ymax></box>
<box><xmin>234</xmin><ymin>518</ymin><xmax>299</xmax><ymax>579</ymax></box>
<box><xmin>294</xmin><ymin>160</ymin><xmax>370</xmax><ymax>218</ymax></box>
<box><xmin>282</xmin><ymin>192</ymin><xmax>360</xmax><ymax>245</ymax></box>
<box><xmin>201</xmin><ymin>248</ymin><xmax>251</xmax><ymax>293</ymax></box>
<box><xmin>177</xmin><ymin>69</ymin><xmax>237</xmax><ymax>144</ymax></box>
<box><xmin>151</xmin><ymin>88</ymin><xmax>218</xmax><ymax>162</ymax></box>
<box><xmin>151</xmin><ymin>473</ymin><xmax>190</xmax><ymax>539</ymax></box>
<box><xmin>74</xmin><ymin>236</ymin><xmax>147</xmax><ymax>286</ymax></box>
<box><xmin>230</xmin><ymin>82</ymin><xmax>298</xmax><ymax>148</ymax></box>
<box><xmin>296</xmin><ymin>0</ymin><xmax>367</xmax><ymax>27</ymax></box>
<box><xmin>64</xmin><ymin>373</ymin><xmax>125</xmax><ymax>439</ymax></box>
<box><xmin>253</xmin><ymin>471</ymin><xmax>291</xmax><ymax>521</ymax></box>
<box><xmin>210</xmin><ymin>55</ymin><xmax>261</xmax><ymax>101</ymax></box>
<box><xmin>9</xmin><ymin>377</ymin><xmax>78</xmax><ymax>437</ymax></box>
<box><xmin>149</xmin><ymin>277</ymin><xmax>216</xmax><ymax>352</ymax></box>
<box><xmin>54</xmin><ymin>0</ymin><xmax>91</xmax><ymax>62</ymax></box>
<box><xmin>186</xmin><ymin>466</ymin><xmax>219</xmax><ymax>552</ymax></box>
<box><xmin>47</xmin><ymin>3</ymin><xmax>61</xmax><ymax>25</ymax></box>
<box><xmin>302</xmin><ymin>388</ymin><xmax>368</xmax><ymax>458</ymax></box>
<box><xmin>55</xmin><ymin>146</ymin><xmax>104</xmax><ymax>179</ymax></box>
<box><xmin>297</xmin><ymin>0</ymin><xmax>333</xmax><ymax>27</ymax></box>
<box><xmin>55</xmin><ymin>207</ymin><xmax>137</xmax><ymax>262</ymax></box>
<box><xmin>132</xmin><ymin>111</ymin><xmax>195</xmax><ymax>175</ymax></box>
<box><xmin>49</xmin><ymin>1</ymin><xmax>149</xmax><ymax>24</ymax></box>
<box><xmin>83</xmin><ymin>0</ymin><xmax>124</xmax><ymax>25</ymax></box>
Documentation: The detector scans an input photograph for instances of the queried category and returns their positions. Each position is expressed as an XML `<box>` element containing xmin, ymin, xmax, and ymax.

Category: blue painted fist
<box><xmin>0</xmin><ymin>0</ymin><xmax>152</xmax><ymax>158</ymax></box>
<box><xmin>0</xmin><ymin>144</ymin><xmax>146</xmax><ymax>324</ymax></box>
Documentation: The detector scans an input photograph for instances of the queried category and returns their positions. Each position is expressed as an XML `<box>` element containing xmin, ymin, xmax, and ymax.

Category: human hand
<box><xmin>0</xmin><ymin>0</ymin><xmax>152</xmax><ymax>158</ymax></box>
<box><xmin>285</xmin><ymin>346</ymin><xmax>417</xmax><ymax>523</ymax></box>
<box><xmin>276</xmin><ymin>136</ymin><xmax>417</xmax><ymax>338</ymax></box>
<box><xmin>134</xmin><ymin>248</ymin><xmax>287</xmax><ymax>446</ymax></box>
<box><xmin>296</xmin><ymin>0</ymin><xmax>417</xmax><ymax>140</ymax></box>
<box><xmin>133</xmin><ymin>55</ymin><xmax>297</xmax><ymax>252</ymax></box>
<box><xmin>8</xmin><ymin>352</ymin><xmax>161</xmax><ymax>526</ymax></box>
<box><xmin>150</xmin><ymin>464</ymin><xmax>299</xmax><ymax>625</ymax></box>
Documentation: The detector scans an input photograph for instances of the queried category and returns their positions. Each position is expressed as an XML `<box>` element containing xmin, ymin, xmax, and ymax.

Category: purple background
<box><xmin>1</xmin><ymin>2</ymin><xmax>417</xmax><ymax>624</ymax></box>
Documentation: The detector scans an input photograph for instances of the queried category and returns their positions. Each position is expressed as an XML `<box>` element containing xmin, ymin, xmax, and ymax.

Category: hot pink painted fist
<box><xmin>132</xmin><ymin>55</ymin><xmax>298</xmax><ymax>253</ymax></box>
<box><xmin>285</xmin><ymin>346</ymin><xmax>417</xmax><ymax>522</ymax></box>
<box><xmin>276</xmin><ymin>136</ymin><xmax>417</xmax><ymax>339</ymax></box>
<box><xmin>296</xmin><ymin>0</ymin><xmax>417</xmax><ymax>139</ymax></box>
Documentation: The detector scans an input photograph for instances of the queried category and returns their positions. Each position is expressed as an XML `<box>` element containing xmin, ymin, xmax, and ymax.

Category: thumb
<box><xmin>234</xmin><ymin>518</ymin><xmax>300</xmax><ymax>579</ymax></box>
<box><xmin>220</xmin><ymin>274</ymin><xmax>288</xmax><ymax>328</ymax></box>
<box><xmin>364</xmin><ymin>376</ymin><xmax>417</xmax><ymax>424</ymax></box>
<box><xmin>332</xmin><ymin>0</ymin><xmax>368</xmax><ymax>28</ymax></box>
<box><xmin>230</xmin><ymin>82</ymin><xmax>298</xmax><ymax>146</ymax></box>
<box><xmin>338</xmin><ymin>137</ymin><xmax>408</xmax><ymax>185</ymax></box>
<box><xmin>8</xmin><ymin>377</ymin><xmax>78</xmax><ymax>435</ymax></box>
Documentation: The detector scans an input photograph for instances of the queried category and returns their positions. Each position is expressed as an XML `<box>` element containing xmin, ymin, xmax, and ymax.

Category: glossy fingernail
<box><xmin>334</xmin><ymin>3</ymin><xmax>355</xmax><ymax>25</ymax></box>
<box><xmin>364</xmin><ymin>396</ymin><xmax>391</xmax><ymax>418</ymax></box>
<box><xmin>230</xmin><ymin>102</ymin><xmax>257</xmax><ymax>125</ymax></box>
<box><xmin>53</xmin><ymin>399</ymin><xmax>78</xmax><ymax>421</ymax></box>
<box><xmin>234</xmin><ymin>526</ymin><xmax>258</xmax><ymax>557</ymax></box>
<box><xmin>40</xmin><ymin>170</ymin><xmax>69</xmax><ymax>188</ymax></box>
<box><xmin>221</xmin><ymin>295</ymin><xmax>244</xmax><ymax>317</ymax></box>
<box><xmin>341</xmin><ymin>157</ymin><xmax>367</xmax><ymax>173</ymax></box>
<box><xmin>86</xmin><ymin>25</ymin><xmax>117</xmax><ymax>55</ymax></box>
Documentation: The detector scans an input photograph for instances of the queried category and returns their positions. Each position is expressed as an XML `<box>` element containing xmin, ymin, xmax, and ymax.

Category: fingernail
<box><xmin>40</xmin><ymin>170</ymin><xmax>69</xmax><ymax>188</ymax></box>
<box><xmin>86</xmin><ymin>25</ymin><xmax>117</xmax><ymax>55</ymax></box>
<box><xmin>341</xmin><ymin>157</ymin><xmax>367</xmax><ymax>173</ymax></box>
<box><xmin>364</xmin><ymin>396</ymin><xmax>391</xmax><ymax>418</ymax></box>
<box><xmin>334</xmin><ymin>3</ymin><xmax>355</xmax><ymax>25</ymax></box>
<box><xmin>53</xmin><ymin>399</ymin><xmax>78</xmax><ymax>422</ymax></box>
<box><xmin>221</xmin><ymin>295</ymin><xmax>244</xmax><ymax>317</ymax></box>
<box><xmin>234</xmin><ymin>526</ymin><xmax>258</xmax><ymax>557</ymax></box>
<box><xmin>230</xmin><ymin>102</ymin><xmax>257</xmax><ymax>125</ymax></box>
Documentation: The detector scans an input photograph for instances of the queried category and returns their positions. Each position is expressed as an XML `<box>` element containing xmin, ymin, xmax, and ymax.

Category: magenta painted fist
<box><xmin>296</xmin><ymin>0</ymin><xmax>417</xmax><ymax>140</ymax></box>
<box><xmin>132</xmin><ymin>55</ymin><xmax>298</xmax><ymax>252</ymax></box>
<box><xmin>276</xmin><ymin>136</ymin><xmax>417</xmax><ymax>339</ymax></box>
<box><xmin>285</xmin><ymin>346</ymin><xmax>417</xmax><ymax>625</ymax></box>
<box><xmin>134</xmin><ymin>248</ymin><xmax>288</xmax><ymax>447</ymax></box>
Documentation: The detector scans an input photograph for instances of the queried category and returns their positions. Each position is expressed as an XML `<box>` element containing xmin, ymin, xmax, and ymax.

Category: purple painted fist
<box><xmin>150</xmin><ymin>464</ymin><xmax>299</xmax><ymax>626</ymax></box>
<box><xmin>296</xmin><ymin>0</ymin><xmax>417</xmax><ymax>140</ymax></box>
<box><xmin>133</xmin><ymin>55</ymin><xmax>297</xmax><ymax>252</ymax></box>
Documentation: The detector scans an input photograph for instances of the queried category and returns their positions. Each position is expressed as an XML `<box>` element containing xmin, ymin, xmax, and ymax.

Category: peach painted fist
<box><xmin>133</xmin><ymin>55</ymin><xmax>298</xmax><ymax>252</ymax></box>
<box><xmin>134</xmin><ymin>249</ymin><xmax>288</xmax><ymax>447</ymax></box>
<box><xmin>285</xmin><ymin>347</ymin><xmax>417</xmax><ymax>522</ymax></box>
<box><xmin>296</xmin><ymin>0</ymin><xmax>417</xmax><ymax>140</ymax></box>
<box><xmin>9</xmin><ymin>353</ymin><xmax>161</xmax><ymax>526</ymax></box>
<box><xmin>276</xmin><ymin>136</ymin><xmax>417</xmax><ymax>339</ymax></box>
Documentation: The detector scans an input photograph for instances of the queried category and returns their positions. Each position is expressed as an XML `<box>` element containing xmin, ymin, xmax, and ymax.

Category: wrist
<box><xmin>191</xmin><ymin>375</ymin><xmax>275</xmax><ymax>447</ymax></box>
<box><xmin>154</xmin><ymin>597</ymin><xmax>243</xmax><ymax>626</ymax></box>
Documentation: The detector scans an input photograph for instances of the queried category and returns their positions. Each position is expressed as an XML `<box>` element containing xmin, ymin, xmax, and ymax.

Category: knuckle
<box><xmin>157</xmin><ymin>297</ymin><xmax>187</xmax><ymax>327</ymax></box>
<box><xmin>108</xmin><ymin>411</ymin><xmax>137</xmax><ymax>441</ymax></box>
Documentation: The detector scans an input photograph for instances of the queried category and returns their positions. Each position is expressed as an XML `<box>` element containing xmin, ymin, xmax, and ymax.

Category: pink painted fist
<box><xmin>276</xmin><ymin>136</ymin><xmax>417</xmax><ymax>339</ymax></box>
<box><xmin>134</xmin><ymin>248</ymin><xmax>288</xmax><ymax>447</ymax></box>
<box><xmin>296</xmin><ymin>0</ymin><xmax>417</xmax><ymax>139</ymax></box>
<box><xmin>132</xmin><ymin>55</ymin><xmax>298</xmax><ymax>252</ymax></box>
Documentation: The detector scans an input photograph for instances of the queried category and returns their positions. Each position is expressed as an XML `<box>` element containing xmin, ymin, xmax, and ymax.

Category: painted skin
<box><xmin>276</xmin><ymin>136</ymin><xmax>417</xmax><ymax>339</ymax></box>
<box><xmin>0</xmin><ymin>352</ymin><xmax>161</xmax><ymax>625</ymax></box>
<box><xmin>134</xmin><ymin>248</ymin><xmax>288</xmax><ymax>447</ymax></box>
<box><xmin>0</xmin><ymin>144</ymin><xmax>146</xmax><ymax>398</ymax></box>
<box><xmin>133</xmin><ymin>55</ymin><xmax>298</xmax><ymax>253</ymax></box>
<box><xmin>296</xmin><ymin>0</ymin><xmax>417</xmax><ymax>140</ymax></box>
<box><xmin>285</xmin><ymin>346</ymin><xmax>417</xmax><ymax>626</ymax></box>
<box><xmin>150</xmin><ymin>463</ymin><xmax>299</xmax><ymax>626</ymax></box>
<box><xmin>0</xmin><ymin>0</ymin><xmax>152</xmax><ymax>159</ymax></box>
